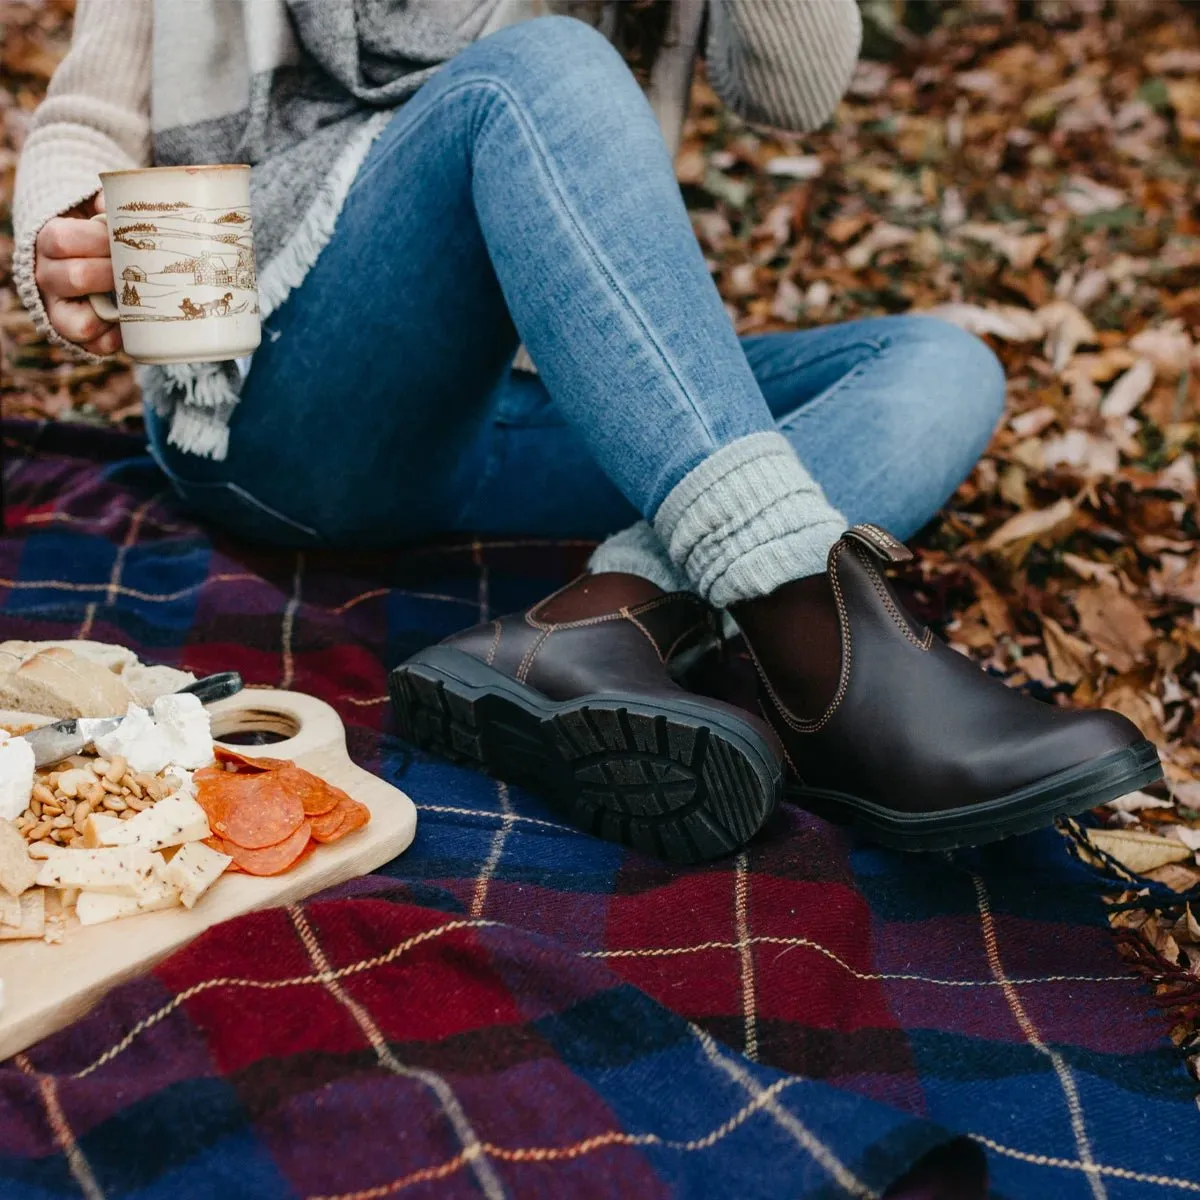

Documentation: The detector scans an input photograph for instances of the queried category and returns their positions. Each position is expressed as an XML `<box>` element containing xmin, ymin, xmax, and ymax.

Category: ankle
<box><xmin>731</xmin><ymin>573</ymin><xmax>843</xmax><ymax>720</ymax></box>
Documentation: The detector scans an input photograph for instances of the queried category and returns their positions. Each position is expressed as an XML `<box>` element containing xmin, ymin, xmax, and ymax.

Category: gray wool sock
<box><xmin>587</xmin><ymin>521</ymin><xmax>691</xmax><ymax>594</ymax></box>
<box><xmin>652</xmin><ymin>431</ymin><xmax>847</xmax><ymax>607</ymax></box>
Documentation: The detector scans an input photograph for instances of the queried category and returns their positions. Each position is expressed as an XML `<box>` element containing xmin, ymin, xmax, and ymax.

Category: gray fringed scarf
<box><xmin>146</xmin><ymin>0</ymin><xmax>509</xmax><ymax>459</ymax></box>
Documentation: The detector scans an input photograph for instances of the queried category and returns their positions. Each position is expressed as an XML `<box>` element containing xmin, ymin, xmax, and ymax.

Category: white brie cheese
<box><xmin>101</xmin><ymin>793</ymin><xmax>211</xmax><ymax>851</ymax></box>
<box><xmin>93</xmin><ymin>704</ymin><xmax>173</xmax><ymax>774</ymax></box>
<box><xmin>91</xmin><ymin>694</ymin><xmax>213</xmax><ymax>776</ymax></box>
<box><xmin>0</xmin><ymin>736</ymin><xmax>34</xmax><ymax>822</ymax></box>
<box><xmin>151</xmin><ymin>693</ymin><xmax>213</xmax><ymax>770</ymax></box>
<box><xmin>164</xmin><ymin>841</ymin><xmax>231</xmax><ymax>908</ymax></box>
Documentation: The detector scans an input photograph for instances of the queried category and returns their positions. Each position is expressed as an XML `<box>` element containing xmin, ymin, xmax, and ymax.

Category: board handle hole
<box><xmin>212</xmin><ymin>706</ymin><xmax>301</xmax><ymax>746</ymax></box>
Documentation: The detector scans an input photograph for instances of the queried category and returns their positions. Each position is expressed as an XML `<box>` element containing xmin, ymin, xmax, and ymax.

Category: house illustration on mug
<box><xmin>121</xmin><ymin>265</ymin><xmax>147</xmax><ymax>282</ymax></box>
<box><xmin>193</xmin><ymin>251</ymin><xmax>234</xmax><ymax>287</ymax></box>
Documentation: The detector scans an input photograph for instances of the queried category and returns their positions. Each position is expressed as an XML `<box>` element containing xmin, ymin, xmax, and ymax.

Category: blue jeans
<box><xmin>147</xmin><ymin>17</ymin><xmax>1004</xmax><ymax>550</ymax></box>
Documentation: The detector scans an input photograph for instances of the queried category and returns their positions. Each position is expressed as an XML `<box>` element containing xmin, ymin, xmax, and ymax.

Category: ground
<box><xmin>1</xmin><ymin>0</ymin><xmax>1198</xmax><ymax>1073</ymax></box>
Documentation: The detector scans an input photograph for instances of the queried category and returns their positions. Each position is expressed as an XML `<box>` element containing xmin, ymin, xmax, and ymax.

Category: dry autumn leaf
<box><xmin>1087</xmin><ymin>828</ymin><xmax>1193</xmax><ymax>874</ymax></box>
<box><xmin>984</xmin><ymin>498</ymin><xmax>1076</xmax><ymax>553</ymax></box>
<box><xmin>1073</xmin><ymin>583</ymin><xmax>1154</xmax><ymax>673</ymax></box>
<box><xmin>1041</xmin><ymin>615</ymin><xmax>1094</xmax><ymax>685</ymax></box>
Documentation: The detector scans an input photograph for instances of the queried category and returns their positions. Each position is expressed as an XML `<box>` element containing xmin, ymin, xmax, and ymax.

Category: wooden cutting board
<box><xmin>0</xmin><ymin>689</ymin><xmax>417</xmax><ymax>1062</ymax></box>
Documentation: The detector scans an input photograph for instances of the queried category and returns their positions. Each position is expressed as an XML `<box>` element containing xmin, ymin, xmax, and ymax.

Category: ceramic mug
<box><xmin>88</xmin><ymin>164</ymin><xmax>261</xmax><ymax>365</ymax></box>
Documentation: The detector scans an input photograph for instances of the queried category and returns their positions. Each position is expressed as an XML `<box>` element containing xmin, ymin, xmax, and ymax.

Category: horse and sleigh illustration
<box><xmin>178</xmin><ymin>293</ymin><xmax>252</xmax><ymax>319</ymax></box>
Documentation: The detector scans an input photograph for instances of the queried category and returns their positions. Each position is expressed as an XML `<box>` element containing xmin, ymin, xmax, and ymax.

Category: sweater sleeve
<box><xmin>705</xmin><ymin>0</ymin><xmax>862</xmax><ymax>132</ymax></box>
<box><xmin>12</xmin><ymin>0</ymin><xmax>153</xmax><ymax>354</ymax></box>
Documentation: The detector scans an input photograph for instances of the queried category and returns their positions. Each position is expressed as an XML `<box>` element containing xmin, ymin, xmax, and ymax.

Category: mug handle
<box><xmin>86</xmin><ymin>212</ymin><xmax>120</xmax><ymax>324</ymax></box>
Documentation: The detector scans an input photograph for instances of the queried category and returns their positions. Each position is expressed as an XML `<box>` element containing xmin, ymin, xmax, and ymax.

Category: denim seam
<box><xmin>147</xmin><ymin>442</ymin><xmax>321</xmax><ymax>540</ymax></box>
<box><xmin>750</xmin><ymin>336</ymin><xmax>887</xmax><ymax>392</ymax></box>
<box><xmin>772</xmin><ymin>339</ymin><xmax>890</xmax><ymax>432</ymax></box>
<box><xmin>465</xmin><ymin>73</ymin><xmax>722</xmax><ymax>449</ymax></box>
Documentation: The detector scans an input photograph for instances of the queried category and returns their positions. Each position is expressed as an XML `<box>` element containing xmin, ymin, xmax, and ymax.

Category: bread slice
<box><xmin>123</xmin><ymin>663</ymin><xmax>196</xmax><ymax>707</ymax></box>
<box><xmin>0</xmin><ymin>639</ymin><xmax>138</xmax><ymax>674</ymax></box>
<box><xmin>0</xmin><ymin>650</ymin><xmax>134</xmax><ymax>718</ymax></box>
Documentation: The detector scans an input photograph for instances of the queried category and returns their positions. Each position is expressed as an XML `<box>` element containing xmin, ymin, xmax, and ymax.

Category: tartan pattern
<box><xmin>0</xmin><ymin>420</ymin><xmax>1195</xmax><ymax>1199</ymax></box>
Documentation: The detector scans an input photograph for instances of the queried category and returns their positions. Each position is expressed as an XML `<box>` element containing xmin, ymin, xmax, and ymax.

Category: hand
<box><xmin>35</xmin><ymin>191</ymin><xmax>122</xmax><ymax>355</ymax></box>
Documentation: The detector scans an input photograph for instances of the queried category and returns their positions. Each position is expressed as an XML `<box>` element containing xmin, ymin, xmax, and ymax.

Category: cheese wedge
<box><xmin>100</xmin><ymin>794</ymin><xmax>211</xmax><ymax>851</ymax></box>
<box><xmin>82</xmin><ymin>812</ymin><xmax>122</xmax><ymax>849</ymax></box>
<box><xmin>164</xmin><ymin>841</ymin><xmax>231</xmax><ymax>908</ymax></box>
<box><xmin>76</xmin><ymin>874</ymin><xmax>182</xmax><ymax>925</ymax></box>
<box><xmin>35</xmin><ymin>847</ymin><xmax>158</xmax><ymax>896</ymax></box>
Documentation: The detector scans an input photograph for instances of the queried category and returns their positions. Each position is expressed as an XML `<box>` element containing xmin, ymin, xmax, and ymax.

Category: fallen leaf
<box><xmin>1074</xmin><ymin>583</ymin><xmax>1154</xmax><ymax>672</ymax></box>
<box><xmin>1041</xmin><ymin>430</ymin><xmax>1119</xmax><ymax>476</ymax></box>
<box><xmin>1107</xmin><ymin>790</ymin><xmax>1173</xmax><ymax>813</ymax></box>
<box><xmin>1099</xmin><ymin>358</ymin><xmax>1156</xmax><ymax>418</ymax></box>
<box><xmin>1009</xmin><ymin>405</ymin><xmax>1059</xmax><ymax>437</ymax></box>
<box><xmin>1087</xmin><ymin>828</ymin><xmax>1192</xmax><ymax>874</ymax></box>
<box><xmin>1171</xmin><ymin>826</ymin><xmax>1200</xmax><ymax>851</ymax></box>
<box><xmin>1129</xmin><ymin>322</ymin><xmax>1193</xmax><ymax>379</ymax></box>
<box><xmin>1143</xmin><ymin>864</ymin><xmax>1200</xmax><ymax>893</ymax></box>
<box><xmin>845</xmin><ymin>223</ymin><xmax>914</xmax><ymax>270</ymax></box>
<box><xmin>925</xmin><ymin>302</ymin><xmax>1044</xmax><ymax>342</ymax></box>
<box><xmin>1042</xmin><ymin>615</ymin><xmax>1095</xmax><ymax>685</ymax></box>
<box><xmin>765</xmin><ymin>155</ymin><xmax>823</xmax><ymax>180</ymax></box>
<box><xmin>985</xmin><ymin>498</ymin><xmax>1076</xmax><ymax>552</ymax></box>
<box><xmin>1062</xmin><ymin>175</ymin><xmax>1127</xmax><ymax>215</ymax></box>
<box><xmin>1038</xmin><ymin>300</ymin><xmax>1098</xmax><ymax>372</ymax></box>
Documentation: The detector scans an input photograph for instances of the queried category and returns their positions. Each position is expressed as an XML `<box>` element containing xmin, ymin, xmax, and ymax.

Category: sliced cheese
<box><xmin>35</xmin><ymin>847</ymin><xmax>158</xmax><ymax>896</ymax></box>
<box><xmin>76</xmin><ymin>874</ymin><xmax>181</xmax><ymax>925</ymax></box>
<box><xmin>100</xmin><ymin>794</ymin><xmax>210</xmax><ymax>851</ymax></box>
<box><xmin>164</xmin><ymin>841</ymin><xmax>231</xmax><ymax>908</ymax></box>
<box><xmin>82</xmin><ymin>812</ymin><xmax>122</xmax><ymax>849</ymax></box>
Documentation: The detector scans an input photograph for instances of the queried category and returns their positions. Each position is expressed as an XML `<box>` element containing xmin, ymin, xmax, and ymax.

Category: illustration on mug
<box><xmin>107</xmin><ymin>201</ymin><xmax>259</xmax><ymax>322</ymax></box>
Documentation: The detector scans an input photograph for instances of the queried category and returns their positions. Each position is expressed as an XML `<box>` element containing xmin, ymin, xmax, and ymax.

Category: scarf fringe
<box><xmin>150</xmin><ymin>109</ymin><xmax>393</xmax><ymax>461</ymax></box>
<box><xmin>166</xmin><ymin>405</ymin><xmax>232</xmax><ymax>459</ymax></box>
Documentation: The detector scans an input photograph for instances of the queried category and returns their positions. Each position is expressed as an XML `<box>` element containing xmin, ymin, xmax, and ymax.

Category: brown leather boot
<box><xmin>390</xmin><ymin>574</ymin><xmax>784</xmax><ymax>863</ymax></box>
<box><xmin>730</xmin><ymin>524</ymin><xmax>1163</xmax><ymax>851</ymax></box>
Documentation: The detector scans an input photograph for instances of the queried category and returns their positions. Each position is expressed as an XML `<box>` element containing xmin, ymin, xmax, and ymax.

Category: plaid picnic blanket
<box><xmin>0</xmin><ymin>419</ymin><xmax>1196</xmax><ymax>1199</ymax></box>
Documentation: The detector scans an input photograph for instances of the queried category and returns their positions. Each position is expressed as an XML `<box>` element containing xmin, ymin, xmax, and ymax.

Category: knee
<box><xmin>892</xmin><ymin>315</ymin><xmax>1006</xmax><ymax>444</ymax></box>
<box><xmin>479</xmin><ymin>16</ymin><xmax>635</xmax><ymax>95</ymax></box>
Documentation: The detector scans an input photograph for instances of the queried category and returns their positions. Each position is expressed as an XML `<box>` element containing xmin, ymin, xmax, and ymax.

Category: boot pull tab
<box><xmin>843</xmin><ymin>524</ymin><xmax>914</xmax><ymax>564</ymax></box>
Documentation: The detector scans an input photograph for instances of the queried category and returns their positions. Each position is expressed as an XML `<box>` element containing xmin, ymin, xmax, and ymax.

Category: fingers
<box><xmin>36</xmin><ymin>254</ymin><xmax>114</xmax><ymax>299</ymax></box>
<box><xmin>93</xmin><ymin>191</ymin><xmax>105</xmax><ymax>214</ymax></box>
<box><xmin>46</xmin><ymin>295</ymin><xmax>115</xmax><ymax>347</ymax></box>
<box><xmin>36</xmin><ymin>216</ymin><xmax>110</xmax><ymax>262</ymax></box>
<box><xmin>82</xmin><ymin>326</ymin><xmax>123</xmax><ymax>356</ymax></box>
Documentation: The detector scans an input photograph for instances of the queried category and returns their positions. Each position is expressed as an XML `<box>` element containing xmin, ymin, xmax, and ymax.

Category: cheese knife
<box><xmin>16</xmin><ymin>671</ymin><xmax>243</xmax><ymax>767</ymax></box>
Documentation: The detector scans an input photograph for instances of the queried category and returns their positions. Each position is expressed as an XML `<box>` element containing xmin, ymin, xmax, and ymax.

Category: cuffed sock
<box><xmin>652</xmin><ymin>431</ymin><xmax>847</xmax><ymax>607</ymax></box>
<box><xmin>587</xmin><ymin>521</ymin><xmax>689</xmax><ymax>594</ymax></box>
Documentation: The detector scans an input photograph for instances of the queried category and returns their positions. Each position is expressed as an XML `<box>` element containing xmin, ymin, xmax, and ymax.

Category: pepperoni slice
<box><xmin>222</xmin><ymin>822</ymin><xmax>312</xmax><ymax>876</ymax></box>
<box><xmin>310</xmin><ymin>797</ymin><xmax>370</xmax><ymax>843</ymax></box>
<box><xmin>274</xmin><ymin>766</ymin><xmax>345</xmax><ymax>816</ymax></box>
<box><xmin>197</xmin><ymin>772</ymin><xmax>305</xmax><ymax>849</ymax></box>
<box><xmin>213</xmin><ymin>746</ymin><xmax>294</xmax><ymax>773</ymax></box>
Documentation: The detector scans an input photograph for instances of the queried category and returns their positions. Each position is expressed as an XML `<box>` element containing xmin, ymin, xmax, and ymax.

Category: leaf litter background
<box><xmin>2</xmin><ymin>0</ymin><xmax>1200</xmax><ymax>1076</ymax></box>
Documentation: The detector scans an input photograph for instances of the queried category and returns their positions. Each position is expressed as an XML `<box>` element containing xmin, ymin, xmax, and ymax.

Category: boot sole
<box><xmin>788</xmin><ymin>739</ymin><xmax>1163</xmax><ymax>852</ymax></box>
<box><xmin>390</xmin><ymin>646</ymin><xmax>783</xmax><ymax>864</ymax></box>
